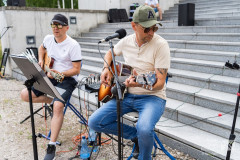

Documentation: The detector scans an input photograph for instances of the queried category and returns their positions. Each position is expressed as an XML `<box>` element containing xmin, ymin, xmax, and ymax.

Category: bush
<box><xmin>0</xmin><ymin>41</ymin><xmax>2</xmax><ymax>62</ymax></box>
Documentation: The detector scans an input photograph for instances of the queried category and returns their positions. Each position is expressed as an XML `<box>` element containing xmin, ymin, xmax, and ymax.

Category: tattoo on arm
<box><xmin>157</xmin><ymin>68</ymin><xmax>168</xmax><ymax>75</ymax></box>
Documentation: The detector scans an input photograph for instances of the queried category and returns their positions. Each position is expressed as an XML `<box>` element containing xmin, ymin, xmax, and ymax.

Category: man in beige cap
<box><xmin>89</xmin><ymin>5</ymin><xmax>170</xmax><ymax>160</ymax></box>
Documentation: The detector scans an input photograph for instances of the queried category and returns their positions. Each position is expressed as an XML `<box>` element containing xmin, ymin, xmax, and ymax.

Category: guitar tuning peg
<box><xmin>149</xmin><ymin>86</ymin><xmax>153</xmax><ymax>90</ymax></box>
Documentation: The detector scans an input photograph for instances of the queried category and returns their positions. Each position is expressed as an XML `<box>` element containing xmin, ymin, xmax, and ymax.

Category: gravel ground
<box><xmin>0</xmin><ymin>78</ymin><xmax>196</xmax><ymax>160</ymax></box>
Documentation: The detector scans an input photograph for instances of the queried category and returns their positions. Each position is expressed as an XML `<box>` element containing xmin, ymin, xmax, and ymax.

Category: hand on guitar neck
<box><xmin>22</xmin><ymin>50</ymin><xmax>64</xmax><ymax>83</ymax></box>
<box><xmin>43</xmin><ymin>53</ymin><xmax>64</xmax><ymax>83</ymax></box>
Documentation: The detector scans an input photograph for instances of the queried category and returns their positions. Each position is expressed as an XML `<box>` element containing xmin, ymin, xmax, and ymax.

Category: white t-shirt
<box><xmin>43</xmin><ymin>35</ymin><xmax>82</xmax><ymax>81</ymax></box>
<box><xmin>114</xmin><ymin>33</ymin><xmax>170</xmax><ymax>100</ymax></box>
<box><xmin>145</xmin><ymin>0</ymin><xmax>158</xmax><ymax>6</ymax></box>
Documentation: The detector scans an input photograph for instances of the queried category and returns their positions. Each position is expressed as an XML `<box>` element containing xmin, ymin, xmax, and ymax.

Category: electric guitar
<box><xmin>22</xmin><ymin>50</ymin><xmax>64</xmax><ymax>83</ymax></box>
<box><xmin>98</xmin><ymin>62</ymin><xmax>157</xmax><ymax>103</ymax></box>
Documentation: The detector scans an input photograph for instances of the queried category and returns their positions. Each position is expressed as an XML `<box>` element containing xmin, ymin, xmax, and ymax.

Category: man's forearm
<box><xmin>38</xmin><ymin>44</ymin><xmax>46</xmax><ymax>62</ymax></box>
<box><xmin>103</xmin><ymin>50</ymin><xmax>113</xmax><ymax>68</ymax></box>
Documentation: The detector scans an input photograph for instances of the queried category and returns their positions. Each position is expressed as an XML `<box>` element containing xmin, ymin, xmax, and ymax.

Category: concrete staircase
<box><xmin>73</xmin><ymin>0</ymin><xmax>240</xmax><ymax>159</ymax></box>
<box><xmin>12</xmin><ymin>0</ymin><xmax>240</xmax><ymax>159</ymax></box>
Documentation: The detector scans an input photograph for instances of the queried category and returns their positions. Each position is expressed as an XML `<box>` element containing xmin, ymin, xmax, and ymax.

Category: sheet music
<box><xmin>11</xmin><ymin>54</ymin><xmax>64</xmax><ymax>102</ymax></box>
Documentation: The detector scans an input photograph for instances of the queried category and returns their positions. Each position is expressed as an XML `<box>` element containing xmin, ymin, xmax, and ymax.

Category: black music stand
<box><xmin>11</xmin><ymin>55</ymin><xmax>64</xmax><ymax>160</ymax></box>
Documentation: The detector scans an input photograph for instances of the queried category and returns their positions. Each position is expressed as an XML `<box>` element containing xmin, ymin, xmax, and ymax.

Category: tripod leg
<box><xmin>154</xmin><ymin>133</ymin><xmax>176</xmax><ymax>160</ymax></box>
<box><xmin>20</xmin><ymin>107</ymin><xmax>43</xmax><ymax>124</ymax></box>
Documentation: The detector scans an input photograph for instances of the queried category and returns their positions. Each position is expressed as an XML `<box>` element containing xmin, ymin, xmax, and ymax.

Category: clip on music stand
<box><xmin>11</xmin><ymin>55</ymin><xmax>64</xmax><ymax>160</ymax></box>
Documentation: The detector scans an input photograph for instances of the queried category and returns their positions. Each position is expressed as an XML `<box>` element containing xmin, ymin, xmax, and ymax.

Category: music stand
<box><xmin>11</xmin><ymin>55</ymin><xmax>64</xmax><ymax>160</ymax></box>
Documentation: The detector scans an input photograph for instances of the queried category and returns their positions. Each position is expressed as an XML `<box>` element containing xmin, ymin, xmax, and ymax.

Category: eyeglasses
<box><xmin>50</xmin><ymin>24</ymin><xmax>66</xmax><ymax>29</ymax></box>
<box><xmin>138</xmin><ymin>25</ymin><xmax>158</xmax><ymax>33</ymax></box>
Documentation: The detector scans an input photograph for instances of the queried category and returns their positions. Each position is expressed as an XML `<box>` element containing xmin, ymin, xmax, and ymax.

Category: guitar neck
<box><xmin>44</xmin><ymin>65</ymin><xmax>57</xmax><ymax>77</ymax></box>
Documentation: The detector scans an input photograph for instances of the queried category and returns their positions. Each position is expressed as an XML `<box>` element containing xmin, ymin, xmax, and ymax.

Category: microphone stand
<box><xmin>0</xmin><ymin>27</ymin><xmax>11</xmax><ymax>39</ymax></box>
<box><xmin>109</xmin><ymin>40</ymin><xmax>123</xmax><ymax>160</ymax></box>
<box><xmin>225</xmin><ymin>62</ymin><xmax>239</xmax><ymax>160</ymax></box>
<box><xmin>226</xmin><ymin>83</ymin><xmax>240</xmax><ymax>160</ymax></box>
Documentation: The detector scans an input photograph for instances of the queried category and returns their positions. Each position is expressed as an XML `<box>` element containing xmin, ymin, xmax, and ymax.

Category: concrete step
<box><xmin>154</xmin><ymin>117</ymin><xmax>240</xmax><ymax>160</ymax></box>
<box><xmin>171</xmin><ymin>1</ymin><xmax>240</xmax><ymax>10</ymax></box>
<box><xmin>81</xmin><ymin>32</ymin><xmax>240</xmax><ymax>42</ymax></box>
<box><xmin>164</xmin><ymin>12</ymin><xmax>240</xmax><ymax>20</ymax></box>
<box><xmin>89</xmin><ymin>25</ymin><xmax>240</xmax><ymax>33</ymax></box>
<box><xmin>78</xmin><ymin>39</ymin><xmax>240</xmax><ymax>53</ymax></box>
<box><xmin>97</xmin><ymin>17</ymin><xmax>240</xmax><ymax>26</ymax></box>
<box><xmin>170</xmin><ymin>48</ymin><xmax>240</xmax><ymax>62</ymax></box>
<box><xmin>179</xmin><ymin>0</ymin><xmax>239</xmax><ymax>3</ymax></box>
<box><xmin>166</xmin><ymin>81</ymin><xmax>237</xmax><ymax>114</ymax></box>
<box><xmin>168</xmin><ymin>40</ymin><xmax>240</xmax><ymax>52</ymax></box>
<box><xmin>169</xmin><ymin>68</ymin><xmax>240</xmax><ymax>94</ymax></box>
<box><xmin>163</xmin><ymin>11</ymin><xmax>240</xmax><ymax>19</ymax></box>
<box><xmin>80</xmin><ymin>46</ymin><xmax>240</xmax><ymax>77</ymax></box>
<box><xmin>97</xmin><ymin>16</ymin><xmax>240</xmax><ymax>27</ymax></box>
<box><xmin>81</xmin><ymin>63</ymin><xmax>102</xmax><ymax>76</ymax></box>
<box><xmin>164</xmin><ymin>6</ymin><xmax>240</xmax><ymax>15</ymax></box>
<box><xmin>80</xmin><ymin>46</ymin><xmax>240</xmax><ymax>63</ymax></box>
<box><xmin>178</xmin><ymin>0</ymin><xmax>239</xmax><ymax>5</ymax></box>
<box><xmin>195</xmin><ymin>16</ymin><xmax>240</xmax><ymax>26</ymax></box>
<box><xmin>171</xmin><ymin>57</ymin><xmax>240</xmax><ymax>78</ymax></box>
<box><xmin>164</xmin><ymin>98</ymin><xmax>240</xmax><ymax>143</ymax></box>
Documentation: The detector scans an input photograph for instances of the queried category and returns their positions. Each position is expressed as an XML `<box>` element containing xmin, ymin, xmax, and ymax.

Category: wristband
<box><xmin>102</xmin><ymin>67</ymin><xmax>109</xmax><ymax>71</ymax></box>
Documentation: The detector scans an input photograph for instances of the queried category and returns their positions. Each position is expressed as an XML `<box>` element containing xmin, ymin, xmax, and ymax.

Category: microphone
<box><xmin>98</xmin><ymin>28</ymin><xmax>127</xmax><ymax>43</ymax></box>
<box><xmin>6</xmin><ymin>26</ymin><xmax>13</xmax><ymax>28</ymax></box>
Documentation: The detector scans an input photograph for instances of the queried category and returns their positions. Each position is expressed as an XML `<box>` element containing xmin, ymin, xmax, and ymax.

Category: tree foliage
<box><xmin>0</xmin><ymin>0</ymin><xmax>4</xmax><ymax>7</ymax></box>
<box><xmin>25</xmin><ymin>0</ymin><xmax>78</xmax><ymax>9</ymax></box>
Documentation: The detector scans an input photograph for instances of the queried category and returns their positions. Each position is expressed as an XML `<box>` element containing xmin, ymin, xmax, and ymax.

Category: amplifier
<box><xmin>178</xmin><ymin>3</ymin><xmax>195</xmax><ymax>26</ymax></box>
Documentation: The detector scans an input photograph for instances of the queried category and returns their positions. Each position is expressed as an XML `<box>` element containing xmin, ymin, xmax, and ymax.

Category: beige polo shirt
<box><xmin>114</xmin><ymin>33</ymin><xmax>170</xmax><ymax>100</ymax></box>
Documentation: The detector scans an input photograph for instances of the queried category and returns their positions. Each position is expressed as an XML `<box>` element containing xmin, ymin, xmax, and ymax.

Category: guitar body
<box><xmin>43</xmin><ymin>52</ymin><xmax>64</xmax><ymax>83</ymax></box>
<box><xmin>98</xmin><ymin>85</ymin><xmax>113</xmax><ymax>103</ymax></box>
<box><xmin>43</xmin><ymin>53</ymin><xmax>54</xmax><ymax>71</ymax></box>
<box><xmin>98</xmin><ymin>62</ymin><xmax>157</xmax><ymax>103</ymax></box>
<box><xmin>98</xmin><ymin>62</ymin><xmax>132</xmax><ymax>103</ymax></box>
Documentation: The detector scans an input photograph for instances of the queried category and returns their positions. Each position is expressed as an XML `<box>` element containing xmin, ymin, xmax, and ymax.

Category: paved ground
<box><xmin>0</xmin><ymin>78</ymin><xmax>196</xmax><ymax>160</ymax></box>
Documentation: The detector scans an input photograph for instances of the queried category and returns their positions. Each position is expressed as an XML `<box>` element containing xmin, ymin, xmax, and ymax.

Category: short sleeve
<box><xmin>42</xmin><ymin>35</ymin><xmax>52</xmax><ymax>49</ymax></box>
<box><xmin>154</xmin><ymin>41</ymin><xmax>170</xmax><ymax>69</ymax></box>
<box><xmin>69</xmin><ymin>43</ymin><xmax>82</xmax><ymax>61</ymax></box>
<box><xmin>113</xmin><ymin>38</ymin><xmax>124</xmax><ymax>56</ymax></box>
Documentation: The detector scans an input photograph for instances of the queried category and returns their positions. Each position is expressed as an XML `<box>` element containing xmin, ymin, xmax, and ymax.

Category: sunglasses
<box><xmin>50</xmin><ymin>24</ymin><xmax>66</xmax><ymax>29</ymax></box>
<box><xmin>138</xmin><ymin>25</ymin><xmax>158</xmax><ymax>33</ymax></box>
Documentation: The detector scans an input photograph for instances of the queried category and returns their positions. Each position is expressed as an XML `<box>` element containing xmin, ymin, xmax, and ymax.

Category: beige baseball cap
<box><xmin>133</xmin><ymin>5</ymin><xmax>162</xmax><ymax>28</ymax></box>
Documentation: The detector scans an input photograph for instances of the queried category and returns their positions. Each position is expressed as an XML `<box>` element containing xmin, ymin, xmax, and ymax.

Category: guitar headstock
<box><xmin>136</xmin><ymin>71</ymin><xmax>156</xmax><ymax>90</ymax></box>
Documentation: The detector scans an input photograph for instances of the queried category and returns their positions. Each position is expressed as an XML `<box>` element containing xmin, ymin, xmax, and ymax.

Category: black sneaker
<box><xmin>44</xmin><ymin>144</ymin><xmax>56</xmax><ymax>160</ymax></box>
<box><xmin>131</xmin><ymin>137</ymin><xmax>139</xmax><ymax>159</ymax></box>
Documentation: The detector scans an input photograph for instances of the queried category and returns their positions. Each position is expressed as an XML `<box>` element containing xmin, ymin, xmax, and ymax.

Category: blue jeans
<box><xmin>88</xmin><ymin>93</ymin><xmax>166</xmax><ymax>160</ymax></box>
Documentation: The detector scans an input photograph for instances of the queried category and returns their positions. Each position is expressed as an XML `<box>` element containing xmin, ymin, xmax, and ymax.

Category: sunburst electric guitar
<box><xmin>98</xmin><ymin>62</ymin><xmax>157</xmax><ymax>103</ymax></box>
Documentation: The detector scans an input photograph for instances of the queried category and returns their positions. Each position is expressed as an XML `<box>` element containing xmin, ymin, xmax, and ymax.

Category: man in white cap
<box><xmin>89</xmin><ymin>5</ymin><xmax>170</xmax><ymax>160</ymax></box>
<box><xmin>21</xmin><ymin>14</ymin><xmax>82</xmax><ymax>160</ymax></box>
